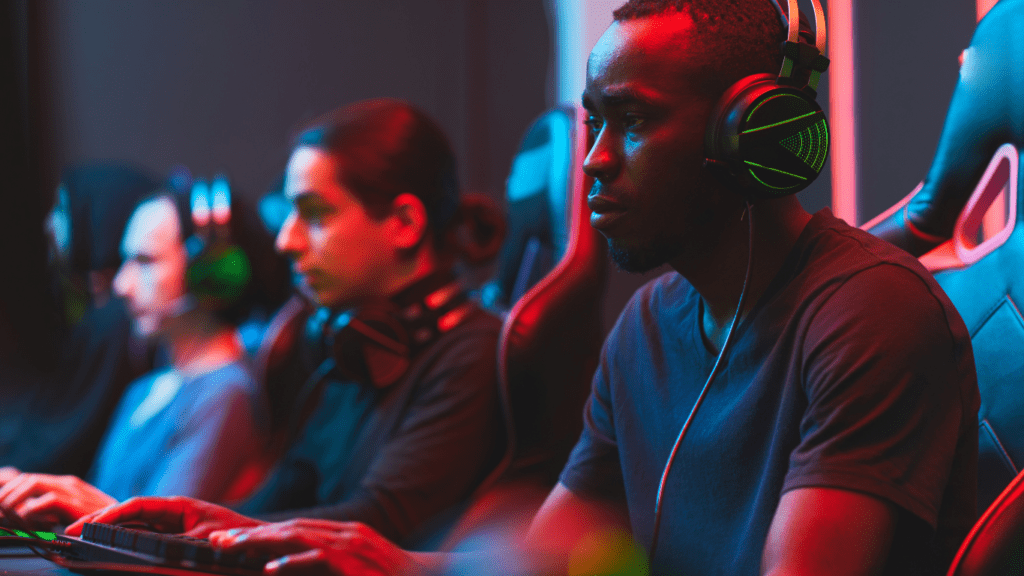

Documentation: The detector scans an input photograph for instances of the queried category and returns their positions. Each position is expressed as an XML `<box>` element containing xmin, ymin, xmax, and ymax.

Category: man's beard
<box><xmin>607</xmin><ymin>236</ymin><xmax>683</xmax><ymax>274</ymax></box>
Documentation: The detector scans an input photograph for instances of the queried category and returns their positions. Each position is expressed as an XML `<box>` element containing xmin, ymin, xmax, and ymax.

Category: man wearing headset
<box><xmin>75</xmin><ymin>1</ymin><xmax>978</xmax><ymax>574</ymax></box>
<box><xmin>71</xmin><ymin>100</ymin><xmax>506</xmax><ymax>549</ymax></box>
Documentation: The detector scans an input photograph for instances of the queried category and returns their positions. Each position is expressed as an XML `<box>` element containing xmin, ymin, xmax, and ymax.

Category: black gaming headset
<box><xmin>302</xmin><ymin>270</ymin><xmax>474</xmax><ymax>389</ymax></box>
<box><xmin>182</xmin><ymin>175</ymin><xmax>253</xmax><ymax>314</ymax></box>
<box><xmin>704</xmin><ymin>0</ymin><xmax>830</xmax><ymax>200</ymax></box>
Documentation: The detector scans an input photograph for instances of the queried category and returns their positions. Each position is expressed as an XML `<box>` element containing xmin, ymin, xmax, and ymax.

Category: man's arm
<box><xmin>761</xmin><ymin>487</ymin><xmax>898</xmax><ymax>576</ymax></box>
<box><xmin>202</xmin><ymin>483</ymin><xmax>629</xmax><ymax>576</ymax></box>
<box><xmin>524</xmin><ymin>483</ymin><xmax>632</xmax><ymax>574</ymax></box>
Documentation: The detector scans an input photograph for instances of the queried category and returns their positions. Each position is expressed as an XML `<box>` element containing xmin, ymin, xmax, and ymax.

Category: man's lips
<box><xmin>587</xmin><ymin>195</ymin><xmax>627</xmax><ymax>214</ymax></box>
<box><xmin>588</xmin><ymin>195</ymin><xmax>629</xmax><ymax>231</ymax></box>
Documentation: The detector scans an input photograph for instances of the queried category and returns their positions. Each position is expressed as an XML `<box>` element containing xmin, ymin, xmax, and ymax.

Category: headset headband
<box><xmin>767</xmin><ymin>0</ymin><xmax>829</xmax><ymax>93</ymax></box>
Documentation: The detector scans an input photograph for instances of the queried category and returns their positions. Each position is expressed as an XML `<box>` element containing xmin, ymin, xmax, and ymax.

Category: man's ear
<box><xmin>386</xmin><ymin>193</ymin><xmax>430</xmax><ymax>250</ymax></box>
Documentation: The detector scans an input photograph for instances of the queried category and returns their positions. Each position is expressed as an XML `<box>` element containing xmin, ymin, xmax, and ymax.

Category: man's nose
<box><xmin>275</xmin><ymin>211</ymin><xmax>305</xmax><ymax>257</ymax></box>
<box><xmin>582</xmin><ymin>128</ymin><xmax>620</xmax><ymax>182</ymax></box>
<box><xmin>112</xmin><ymin>263</ymin><xmax>134</xmax><ymax>298</ymax></box>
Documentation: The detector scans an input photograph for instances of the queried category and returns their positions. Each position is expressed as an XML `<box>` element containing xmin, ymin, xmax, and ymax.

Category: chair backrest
<box><xmin>487</xmin><ymin>107</ymin><xmax>580</xmax><ymax>311</ymax></box>
<box><xmin>862</xmin><ymin>0</ymin><xmax>1024</xmax><ymax>257</ymax></box>
<box><xmin>861</xmin><ymin>0</ymin><xmax>1024</xmax><ymax>519</ymax></box>
<box><xmin>920</xmin><ymin>144</ymin><xmax>1024</xmax><ymax>516</ymax></box>
<box><xmin>493</xmin><ymin>106</ymin><xmax>608</xmax><ymax>484</ymax></box>
<box><xmin>947</xmin><ymin>467</ymin><xmax>1024</xmax><ymax>576</ymax></box>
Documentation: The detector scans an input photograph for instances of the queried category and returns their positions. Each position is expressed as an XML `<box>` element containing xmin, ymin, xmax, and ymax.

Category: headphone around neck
<box><xmin>302</xmin><ymin>270</ymin><xmax>474</xmax><ymax>389</ymax></box>
<box><xmin>704</xmin><ymin>0</ymin><xmax>830</xmax><ymax>200</ymax></box>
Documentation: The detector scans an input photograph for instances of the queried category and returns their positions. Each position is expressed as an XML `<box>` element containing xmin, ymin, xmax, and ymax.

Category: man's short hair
<box><xmin>613</xmin><ymin>0</ymin><xmax>785</xmax><ymax>97</ymax></box>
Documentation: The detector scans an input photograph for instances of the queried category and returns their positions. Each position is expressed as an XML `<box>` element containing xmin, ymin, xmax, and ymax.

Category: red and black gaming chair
<box><xmin>947</xmin><ymin>467</ymin><xmax>1024</xmax><ymax>576</ymax></box>
<box><xmin>442</xmin><ymin>106</ymin><xmax>607</xmax><ymax>542</ymax></box>
<box><xmin>493</xmin><ymin>105</ymin><xmax>607</xmax><ymax>483</ymax></box>
<box><xmin>860</xmin><ymin>3</ymin><xmax>1024</xmax><ymax>573</ymax></box>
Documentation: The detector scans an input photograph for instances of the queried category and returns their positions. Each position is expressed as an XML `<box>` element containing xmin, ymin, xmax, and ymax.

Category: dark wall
<box><xmin>37</xmin><ymin>0</ymin><xmax>552</xmax><ymax>204</ymax></box>
<box><xmin>30</xmin><ymin>0</ymin><xmax>988</xmax><ymax>340</ymax></box>
<box><xmin>856</xmin><ymin>0</ymin><xmax>976</xmax><ymax>222</ymax></box>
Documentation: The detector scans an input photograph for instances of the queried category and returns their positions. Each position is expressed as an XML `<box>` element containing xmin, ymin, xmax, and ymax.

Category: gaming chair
<box><xmin>439</xmin><ymin>107</ymin><xmax>607</xmax><ymax>548</ymax></box>
<box><xmin>493</xmin><ymin>105</ymin><xmax>607</xmax><ymax>483</ymax></box>
<box><xmin>861</xmin><ymin>0</ymin><xmax>1024</xmax><ymax>521</ymax></box>
<box><xmin>863</xmin><ymin>0</ymin><xmax>1024</xmax><ymax>258</ymax></box>
<box><xmin>947</xmin><ymin>466</ymin><xmax>1024</xmax><ymax>576</ymax></box>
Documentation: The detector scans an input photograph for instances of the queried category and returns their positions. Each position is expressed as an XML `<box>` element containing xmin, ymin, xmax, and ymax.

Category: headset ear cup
<box><xmin>186</xmin><ymin>242</ymin><xmax>252</xmax><ymax>310</ymax></box>
<box><xmin>705</xmin><ymin>74</ymin><xmax>829</xmax><ymax>200</ymax></box>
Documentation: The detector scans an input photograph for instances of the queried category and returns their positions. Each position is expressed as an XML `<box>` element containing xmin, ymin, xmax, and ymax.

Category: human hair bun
<box><xmin>444</xmin><ymin>193</ymin><xmax>506</xmax><ymax>266</ymax></box>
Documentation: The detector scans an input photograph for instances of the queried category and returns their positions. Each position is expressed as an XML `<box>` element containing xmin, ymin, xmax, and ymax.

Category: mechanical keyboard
<box><xmin>51</xmin><ymin>522</ymin><xmax>270</xmax><ymax>575</ymax></box>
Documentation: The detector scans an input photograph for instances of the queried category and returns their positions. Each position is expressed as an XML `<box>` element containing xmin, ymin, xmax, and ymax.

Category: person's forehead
<box><xmin>284</xmin><ymin>146</ymin><xmax>344</xmax><ymax>204</ymax></box>
<box><xmin>586</xmin><ymin>14</ymin><xmax>703</xmax><ymax>101</ymax></box>
<box><xmin>123</xmin><ymin>197</ymin><xmax>181</xmax><ymax>256</ymax></box>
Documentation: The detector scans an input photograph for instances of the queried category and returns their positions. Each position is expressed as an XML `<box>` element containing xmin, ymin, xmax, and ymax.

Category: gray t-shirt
<box><xmin>560</xmin><ymin>209</ymin><xmax>979</xmax><ymax>575</ymax></box>
<box><xmin>90</xmin><ymin>360</ymin><xmax>266</xmax><ymax>502</ymax></box>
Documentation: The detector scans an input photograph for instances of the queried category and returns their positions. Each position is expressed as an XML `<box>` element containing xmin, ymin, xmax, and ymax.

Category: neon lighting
<box><xmin>746</xmin><ymin>93</ymin><xmax>801</xmax><ymax>123</ymax></box>
<box><xmin>745</xmin><ymin>160</ymin><xmax>807</xmax><ymax>180</ymax></box>
<box><xmin>977</xmin><ymin>0</ymin><xmax>998</xmax><ymax>20</ymax></box>
<box><xmin>829</xmin><ymin>0</ymin><xmax>857</xmax><ymax>224</ymax></box>
<box><xmin>780</xmin><ymin>119</ymin><xmax>829</xmax><ymax>172</ymax></box>
<box><xmin>749</xmin><ymin>170</ymin><xmax>794</xmax><ymax>191</ymax></box>
<box><xmin>741</xmin><ymin>111</ymin><xmax>819</xmax><ymax>134</ymax></box>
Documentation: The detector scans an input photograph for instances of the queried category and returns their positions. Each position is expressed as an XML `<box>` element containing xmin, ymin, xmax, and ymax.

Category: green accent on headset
<box><xmin>745</xmin><ymin>161</ymin><xmax>807</xmax><ymax>191</ymax></box>
<box><xmin>188</xmin><ymin>244</ymin><xmax>252</xmax><ymax>302</ymax></box>
<box><xmin>779</xmin><ymin>118</ymin><xmax>829</xmax><ymax>172</ymax></box>
<box><xmin>744</xmin><ymin>160</ymin><xmax>807</xmax><ymax>181</ymax></box>
<box><xmin>741</xmin><ymin>111</ymin><xmax>819</xmax><ymax>134</ymax></box>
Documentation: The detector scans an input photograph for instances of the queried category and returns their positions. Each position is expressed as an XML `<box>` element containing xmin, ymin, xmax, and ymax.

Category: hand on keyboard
<box><xmin>66</xmin><ymin>496</ymin><xmax>264</xmax><ymax>538</ymax></box>
<box><xmin>208</xmin><ymin>519</ymin><xmax>423</xmax><ymax>576</ymax></box>
<box><xmin>0</xmin><ymin>473</ymin><xmax>116</xmax><ymax>527</ymax></box>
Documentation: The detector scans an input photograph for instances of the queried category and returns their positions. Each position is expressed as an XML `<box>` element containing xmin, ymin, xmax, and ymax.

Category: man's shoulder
<box><xmin>435</xmin><ymin>304</ymin><xmax>503</xmax><ymax>348</ymax></box>
<box><xmin>798</xmin><ymin>211</ymin><xmax>972</xmax><ymax>360</ymax></box>
<box><xmin>802</xmin><ymin>209</ymin><xmax>933</xmax><ymax>278</ymax></box>
<box><xmin>795</xmin><ymin>210</ymin><xmax>950</xmax><ymax>304</ymax></box>
<box><xmin>413</xmin><ymin>304</ymin><xmax>502</xmax><ymax>371</ymax></box>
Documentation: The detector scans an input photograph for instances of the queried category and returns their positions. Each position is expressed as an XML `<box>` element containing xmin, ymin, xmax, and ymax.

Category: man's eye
<box><xmin>299</xmin><ymin>206</ymin><xmax>331</xmax><ymax>224</ymax></box>
<box><xmin>584</xmin><ymin>116</ymin><xmax>604</xmax><ymax>133</ymax></box>
<box><xmin>624</xmin><ymin>114</ymin><xmax>645</xmax><ymax>129</ymax></box>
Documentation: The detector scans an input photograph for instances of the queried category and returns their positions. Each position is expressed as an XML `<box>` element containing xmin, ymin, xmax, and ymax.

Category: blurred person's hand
<box><xmin>0</xmin><ymin>473</ymin><xmax>116</xmax><ymax>527</ymax></box>
<box><xmin>210</xmin><ymin>519</ymin><xmax>429</xmax><ymax>576</ymax></box>
<box><xmin>66</xmin><ymin>496</ymin><xmax>263</xmax><ymax>537</ymax></box>
<box><xmin>0</xmin><ymin>467</ymin><xmax>20</xmax><ymax>487</ymax></box>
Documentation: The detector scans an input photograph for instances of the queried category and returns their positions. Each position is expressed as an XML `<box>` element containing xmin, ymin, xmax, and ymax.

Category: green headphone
<box><xmin>704</xmin><ymin>0</ymin><xmax>831</xmax><ymax>200</ymax></box>
<box><xmin>184</xmin><ymin>175</ymin><xmax>252</xmax><ymax>312</ymax></box>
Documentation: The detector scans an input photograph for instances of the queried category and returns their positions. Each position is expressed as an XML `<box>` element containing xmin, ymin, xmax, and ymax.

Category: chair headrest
<box><xmin>491</xmin><ymin>107</ymin><xmax>577</xmax><ymax>308</ymax></box>
<box><xmin>865</xmin><ymin>0</ymin><xmax>1024</xmax><ymax>255</ymax></box>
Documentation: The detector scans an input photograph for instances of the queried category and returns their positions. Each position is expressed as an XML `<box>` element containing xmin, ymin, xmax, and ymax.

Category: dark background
<box><xmin>2</xmin><ymin>0</ymin><xmax>985</xmax><ymax>346</ymax></box>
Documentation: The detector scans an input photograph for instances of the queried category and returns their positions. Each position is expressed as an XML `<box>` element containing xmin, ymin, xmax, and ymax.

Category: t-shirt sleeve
<box><xmin>275</xmin><ymin>325</ymin><xmax>504</xmax><ymax>543</ymax></box>
<box><xmin>145</xmin><ymin>375</ymin><xmax>262</xmax><ymax>502</ymax></box>
<box><xmin>784</xmin><ymin>263</ymin><xmax>973</xmax><ymax>529</ymax></box>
